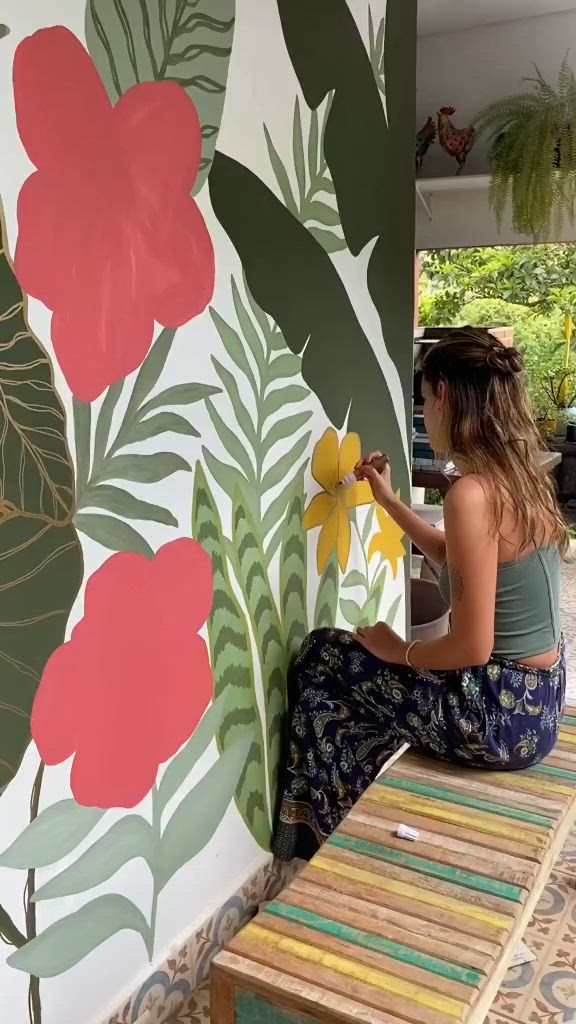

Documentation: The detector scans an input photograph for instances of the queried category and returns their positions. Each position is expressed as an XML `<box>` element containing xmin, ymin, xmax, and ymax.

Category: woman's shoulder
<box><xmin>445</xmin><ymin>474</ymin><xmax>490</xmax><ymax>513</ymax></box>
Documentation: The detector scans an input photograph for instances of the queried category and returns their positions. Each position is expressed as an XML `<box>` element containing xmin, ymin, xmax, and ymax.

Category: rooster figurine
<box><xmin>437</xmin><ymin>106</ymin><xmax>475</xmax><ymax>174</ymax></box>
<box><xmin>415</xmin><ymin>116</ymin><xmax>437</xmax><ymax>172</ymax></box>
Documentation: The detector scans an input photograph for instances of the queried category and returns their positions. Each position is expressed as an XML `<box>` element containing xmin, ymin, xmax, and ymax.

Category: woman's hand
<box><xmin>355</xmin><ymin>451</ymin><xmax>395</xmax><ymax>509</ymax></box>
<box><xmin>355</xmin><ymin>622</ymin><xmax>407</xmax><ymax>664</ymax></box>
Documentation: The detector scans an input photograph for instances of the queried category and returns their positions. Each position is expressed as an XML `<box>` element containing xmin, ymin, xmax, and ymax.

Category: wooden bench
<box><xmin>211</xmin><ymin>705</ymin><xmax>576</xmax><ymax>1024</ymax></box>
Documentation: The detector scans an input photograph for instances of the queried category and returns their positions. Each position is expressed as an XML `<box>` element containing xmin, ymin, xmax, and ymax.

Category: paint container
<box><xmin>410</xmin><ymin>578</ymin><xmax>450</xmax><ymax>642</ymax></box>
<box><xmin>338</xmin><ymin>453</ymin><xmax>389</xmax><ymax>488</ymax></box>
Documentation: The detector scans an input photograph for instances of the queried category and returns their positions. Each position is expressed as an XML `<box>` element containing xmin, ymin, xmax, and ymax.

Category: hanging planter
<box><xmin>475</xmin><ymin>58</ymin><xmax>576</xmax><ymax>238</ymax></box>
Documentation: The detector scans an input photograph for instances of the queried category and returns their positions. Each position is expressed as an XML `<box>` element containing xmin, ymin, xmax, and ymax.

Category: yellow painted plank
<box><xmin>369</xmin><ymin>787</ymin><xmax>548</xmax><ymax>846</ymax></box>
<box><xmin>243</xmin><ymin>923</ymin><xmax>467</xmax><ymax>1020</ymax></box>
<box><xmin>313</xmin><ymin>855</ymin><xmax>513</xmax><ymax>931</ymax></box>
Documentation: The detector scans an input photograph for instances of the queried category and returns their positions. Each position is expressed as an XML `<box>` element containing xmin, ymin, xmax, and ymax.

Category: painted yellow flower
<box><xmin>368</xmin><ymin>497</ymin><xmax>406</xmax><ymax>578</ymax></box>
<box><xmin>303</xmin><ymin>428</ymin><xmax>373</xmax><ymax>575</ymax></box>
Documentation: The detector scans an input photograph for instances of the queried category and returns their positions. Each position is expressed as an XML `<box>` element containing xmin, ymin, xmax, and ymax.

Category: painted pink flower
<box><xmin>13</xmin><ymin>27</ymin><xmax>215</xmax><ymax>402</ymax></box>
<box><xmin>31</xmin><ymin>539</ymin><xmax>214</xmax><ymax>808</ymax></box>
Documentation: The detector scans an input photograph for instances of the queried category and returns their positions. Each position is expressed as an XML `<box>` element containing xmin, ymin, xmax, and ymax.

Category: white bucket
<box><xmin>410</xmin><ymin>578</ymin><xmax>450</xmax><ymax>643</ymax></box>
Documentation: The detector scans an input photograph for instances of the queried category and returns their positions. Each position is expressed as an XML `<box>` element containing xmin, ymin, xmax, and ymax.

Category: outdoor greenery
<box><xmin>420</xmin><ymin>245</ymin><xmax>576</xmax><ymax>418</ymax></box>
<box><xmin>474</xmin><ymin>58</ymin><xmax>576</xmax><ymax>238</ymax></box>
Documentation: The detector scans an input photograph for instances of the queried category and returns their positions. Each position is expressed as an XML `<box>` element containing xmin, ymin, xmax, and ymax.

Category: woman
<box><xmin>274</xmin><ymin>329</ymin><xmax>568</xmax><ymax>862</ymax></box>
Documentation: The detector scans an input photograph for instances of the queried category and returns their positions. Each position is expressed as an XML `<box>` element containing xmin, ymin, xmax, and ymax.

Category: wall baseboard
<box><xmin>103</xmin><ymin>859</ymin><xmax>299</xmax><ymax>1024</ymax></box>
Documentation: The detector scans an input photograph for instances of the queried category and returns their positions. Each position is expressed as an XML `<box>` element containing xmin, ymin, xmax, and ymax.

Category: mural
<box><xmin>0</xmin><ymin>2</ymin><xmax>416</xmax><ymax>1021</ymax></box>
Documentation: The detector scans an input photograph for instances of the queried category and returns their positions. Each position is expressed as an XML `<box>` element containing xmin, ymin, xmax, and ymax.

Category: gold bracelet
<box><xmin>405</xmin><ymin>639</ymin><xmax>421</xmax><ymax>669</ymax></box>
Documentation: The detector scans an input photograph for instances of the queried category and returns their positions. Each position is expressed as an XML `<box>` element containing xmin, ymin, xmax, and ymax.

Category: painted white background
<box><xmin>0</xmin><ymin>2</ymin><xmax>406</xmax><ymax>1023</ymax></box>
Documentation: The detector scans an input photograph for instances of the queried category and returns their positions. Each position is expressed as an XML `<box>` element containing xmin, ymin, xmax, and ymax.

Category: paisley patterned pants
<box><xmin>273</xmin><ymin>627</ymin><xmax>566</xmax><ymax>862</ymax></box>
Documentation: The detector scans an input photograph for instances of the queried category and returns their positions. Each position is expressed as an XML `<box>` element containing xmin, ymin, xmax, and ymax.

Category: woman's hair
<box><xmin>422</xmin><ymin>327</ymin><xmax>569</xmax><ymax>555</ymax></box>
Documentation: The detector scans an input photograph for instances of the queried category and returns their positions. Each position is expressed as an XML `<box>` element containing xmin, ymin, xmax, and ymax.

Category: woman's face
<box><xmin>422</xmin><ymin>378</ymin><xmax>448</xmax><ymax>453</ymax></box>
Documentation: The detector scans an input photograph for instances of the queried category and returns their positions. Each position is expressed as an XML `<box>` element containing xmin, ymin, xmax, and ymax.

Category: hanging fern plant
<box><xmin>475</xmin><ymin>57</ymin><xmax>576</xmax><ymax>238</ymax></box>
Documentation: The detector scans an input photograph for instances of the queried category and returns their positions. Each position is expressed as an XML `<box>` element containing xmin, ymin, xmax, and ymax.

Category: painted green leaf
<box><xmin>33</xmin><ymin>816</ymin><xmax>152</xmax><ymax>901</ymax></box>
<box><xmin>125</xmin><ymin>328</ymin><xmax>177</xmax><ymax>421</ymax></box>
<box><xmin>205</xmin><ymin>398</ymin><xmax>255</xmax><ymax>482</ymax></box>
<box><xmin>0</xmin><ymin>209</ymin><xmax>83</xmax><ymax>791</ymax></box>
<box><xmin>262</xmin><ymin>475</ymin><xmax>304</xmax><ymax>540</ymax></box>
<box><xmin>307</xmin><ymin>226</ymin><xmax>346</xmax><ymax>253</ymax></box>
<box><xmin>358</xmin><ymin>566</ymin><xmax>387</xmax><ymax>628</ymax></box>
<box><xmin>192</xmin><ymin>465</ymin><xmax>270</xmax><ymax>848</ymax></box>
<box><xmin>361</xmin><ymin>504</ymin><xmax>376</xmax><ymax>547</ymax></box>
<box><xmin>138</xmin><ymin>382</ymin><xmax>221</xmax><ymax>419</ymax></box>
<box><xmin>0</xmin><ymin>802</ymin><xmax>104</xmax><ymax>869</ymax></box>
<box><xmin>209</xmin><ymin>152</ymin><xmax>407</xmax><ymax>474</ymax></box>
<box><xmin>386</xmin><ymin>593</ymin><xmax>402</xmax><ymax>628</ymax></box>
<box><xmin>260</xmin><ymin>432</ymin><xmax>311</xmax><ymax>493</ymax></box>
<box><xmin>97</xmin><ymin>452</ymin><xmax>190</xmax><ymax>484</ymax></box>
<box><xmin>304</xmin><ymin>200</ymin><xmax>341</xmax><ymax>228</ymax></box>
<box><xmin>263</xmin><ymin>385</ymin><xmax>310</xmax><ymax>421</ymax></box>
<box><xmin>81</xmin><ymin>485</ymin><xmax>177</xmax><ymax>527</ymax></box>
<box><xmin>158</xmin><ymin>734</ymin><xmax>253</xmax><ymax>890</ymax></box>
<box><xmin>128</xmin><ymin>412</ymin><xmax>200</xmax><ymax>444</ymax></box>
<box><xmin>209</xmin><ymin>307</ymin><xmax>258</xmax><ymax>397</ymax></box>
<box><xmin>93</xmin><ymin>380</ymin><xmax>124</xmax><ymax>469</ymax></box>
<box><xmin>339</xmin><ymin>598</ymin><xmax>362</xmax><ymax>627</ymax></box>
<box><xmin>73</xmin><ymin>398</ymin><xmax>91</xmax><ymax>496</ymax></box>
<box><xmin>232</xmin><ymin>488</ymin><xmax>286</xmax><ymax>816</ymax></box>
<box><xmin>231</xmin><ymin>278</ymin><xmax>268</xmax><ymax>378</ymax></box>
<box><xmin>157</xmin><ymin>692</ymin><xmax>226</xmax><ymax>812</ymax></box>
<box><xmin>262</xmin><ymin>411</ymin><xmax>313</xmax><ymax>457</ymax></box>
<box><xmin>277</xmin><ymin>0</ymin><xmax>416</xmax><ymax>480</ymax></box>
<box><xmin>201</xmin><ymin>447</ymin><xmax>258</xmax><ymax>522</ymax></box>
<box><xmin>314</xmin><ymin>549</ymin><xmax>339</xmax><ymax>628</ymax></box>
<box><xmin>85</xmin><ymin>0</ymin><xmax>236</xmax><ymax>193</ymax></box>
<box><xmin>292</xmin><ymin>96</ymin><xmax>306</xmax><ymax>205</ymax></box>
<box><xmin>211</xmin><ymin>358</ymin><xmax>257</xmax><ymax>448</ymax></box>
<box><xmin>263</xmin><ymin>125</ymin><xmax>298</xmax><ymax>216</ymax></box>
<box><xmin>342</xmin><ymin>570</ymin><xmax>366</xmax><ymax>590</ymax></box>
<box><xmin>75</xmin><ymin>513</ymin><xmax>153</xmax><ymax>558</ymax></box>
<box><xmin>8</xmin><ymin>895</ymin><xmax>150</xmax><ymax>977</ymax></box>
<box><xmin>268</xmin><ymin>353</ymin><xmax>303</xmax><ymax>381</ymax></box>
<box><xmin>279</xmin><ymin>473</ymin><xmax>308</xmax><ymax>659</ymax></box>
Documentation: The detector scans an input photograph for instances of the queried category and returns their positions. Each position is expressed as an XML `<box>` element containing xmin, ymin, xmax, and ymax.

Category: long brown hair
<box><xmin>422</xmin><ymin>328</ymin><xmax>569</xmax><ymax>555</ymax></box>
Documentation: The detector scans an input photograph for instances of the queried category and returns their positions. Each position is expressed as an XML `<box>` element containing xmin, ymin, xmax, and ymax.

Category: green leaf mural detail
<box><xmin>0</xmin><ymin>803</ymin><xmax>104</xmax><ymax>869</ymax></box>
<box><xmin>207</xmin><ymin>279</ymin><xmax>312</xmax><ymax>565</ymax></box>
<box><xmin>0</xmin><ymin>208</ymin><xmax>83</xmax><ymax>795</ymax></box>
<box><xmin>157</xmin><ymin>734</ymin><xmax>252</xmax><ymax>889</ymax></box>
<box><xmin>157</xmin><ymin>692</ymin><xmax>226</xmax><ymax>812</ymax></box>
<box><xmin>265</xmin><ymin>94</ymin><xmax>346</xmax><ymax>254</ymax></box>
<box><xmin>85</xmin><ymin>0</ymin><xmax>235</xmax><ymax>193</ymax></box>
<box><xmin>231</xmin><ymin>489</ymin><xmax>285</xmax><ymax>817</ymax></box>
<box><xmin>314</xmin><ymin>549</ymin><xmax>339</xmax><ymax>628</ymax></box>
<box><xmin>32</xmin><ymin>817</ymin><xmax>152</xmax><ymax>901</ymax></box>
<box><xmin>74</xmin><ymin>327</ymin><xmax>220</xmax><ymax>555</ymax></box>
<box><xmin>209</xmin><ymin>153</ymin><xmax>407</xmax><ymax>484</ymax></box>
<box><xmin>368</xmin><ymin>6</ymin><xmax>386</xmax><ymax>97</ymax></box>
<box><xmin>277</xmin><ymin>0</ymin><xmax>416</xmax><ymax>467</ymax></box>
<box><xmin>279</xmin><ymin>473</ymin><xmax>308</xmax><ymax>660</ymax></box>
<box><xmin>8</xmin><ymin>895</ymin><xmax>151</xmax><ymax>977</ymax></box>
<box><xmin>192</xmin><ymin>465</ymin><xmax>270</xmax><ymax>848</ymax></box>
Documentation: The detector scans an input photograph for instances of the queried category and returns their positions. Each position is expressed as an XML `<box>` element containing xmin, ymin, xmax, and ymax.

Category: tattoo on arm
<box><xmin>448</xmin><ymin>565</ymin><xmax>464</xmax><ymax>601</ymax></box>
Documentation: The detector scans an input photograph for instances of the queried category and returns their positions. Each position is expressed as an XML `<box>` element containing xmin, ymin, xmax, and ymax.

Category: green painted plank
<box><xmin>379</xmin><ymin>776</ymin><xmax>554</xmax><ymax>828</ymax></box>
<box><xmin>561</xmin><ymin>715</ymin><xmax>576</xmax><ymax>727</ymax></box>
<box><xmin>532</xmin><ymin>762</ymin><xmax>576</xmax><ymax>781</ymax></box>
<box><xmin>329</xmin><ymin>832</ymin><xmax>523</xmax><ymax>902</ymax></box>
<box><xmin>266</xmin><ymin>902</ymin><xmax>484</xmax><ymax>986</ymax></box>
<box><xmin>237</xmin><ymin>990</ymin><xmax>309</xmax><ymax>1024</ymax></box>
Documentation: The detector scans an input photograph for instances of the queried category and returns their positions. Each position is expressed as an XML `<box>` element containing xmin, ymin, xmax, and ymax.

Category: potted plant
<box><xmin>475</xmin><ymin>58</ymin><xmax>576</xmax><ymax>238</ymax></box>
<box><xmin>541</xmin><ymin>367</ymin><xmax>576</xmax><ymax>436</ymax></box>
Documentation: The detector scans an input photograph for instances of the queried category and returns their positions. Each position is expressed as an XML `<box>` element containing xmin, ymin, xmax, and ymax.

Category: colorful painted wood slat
<box><xmin>211</xmin><ymin>702</ymin><xmax>576</xmax><ymax>1024</ymax></box>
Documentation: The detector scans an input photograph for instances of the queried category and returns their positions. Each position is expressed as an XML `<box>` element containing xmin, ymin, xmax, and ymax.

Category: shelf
<box><xmin>416</xmin><ymin>174</ymin><xmax>490</xmax><ymax>192</ymax></box>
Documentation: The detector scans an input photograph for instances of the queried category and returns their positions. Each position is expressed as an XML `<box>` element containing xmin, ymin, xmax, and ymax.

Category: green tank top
<box><xmin>438</xmin><ymin>545</ymin><xmax>561</xmax><ymax>660</ymax></box>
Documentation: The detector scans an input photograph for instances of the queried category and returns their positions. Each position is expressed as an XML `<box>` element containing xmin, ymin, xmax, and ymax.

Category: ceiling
<box><xmin>417</xmin><ymin>0</ymin><xmax>576</xmax><ymax>37</ymax></box>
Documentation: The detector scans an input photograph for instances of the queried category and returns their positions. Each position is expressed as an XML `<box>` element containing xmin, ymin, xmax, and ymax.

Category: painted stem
<box><xmin>147</xmin><ymin>784</ymin><xmax>161</xmax><ymax>961</ymax></box>
<box><xmin>26</xmin><ymin>761</ymin><xmax>44</xmax><ymax>1024</ymax></box>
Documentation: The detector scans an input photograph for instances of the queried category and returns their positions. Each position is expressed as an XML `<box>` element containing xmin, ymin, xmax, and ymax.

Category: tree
<box><xmin>420</xmin><ymin>245</ymin><xmax>576</xmax><ymax>325</ymax></box>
